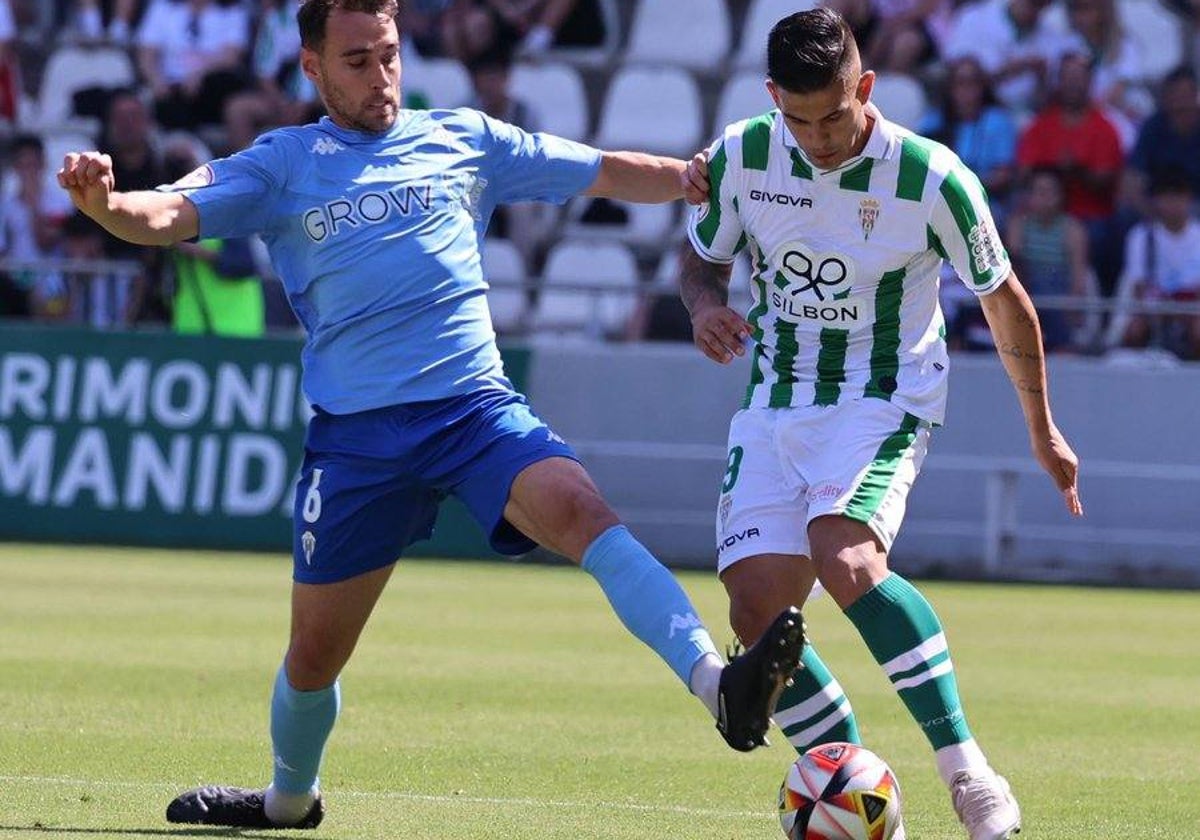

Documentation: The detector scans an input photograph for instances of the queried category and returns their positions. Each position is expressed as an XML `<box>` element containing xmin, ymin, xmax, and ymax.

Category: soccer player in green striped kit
<box><xmin>679</xmin><ymin>9</ymin><xmax>1082</xmax><ymax>839</ymax></box>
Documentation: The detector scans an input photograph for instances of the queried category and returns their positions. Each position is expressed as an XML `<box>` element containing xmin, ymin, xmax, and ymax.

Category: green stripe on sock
<box><xmin>844</xmin><ymin>575</ymin><xmax>973</xmax><ymax>750</ymax></box>
<box><xmin>774</xmin><ymin>645</ymin><xmax>860</xmax><ymax>754</ymax></box>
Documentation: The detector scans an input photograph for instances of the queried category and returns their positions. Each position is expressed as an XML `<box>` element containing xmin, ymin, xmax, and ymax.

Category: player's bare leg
<box><xmin>167</xmin><ymin>564</ymin><xmax>395</xmax><ymax>829</ymax></box>
<box><xmin>503</xmin><ymin>457</ymin><xmax>804</xmax><ymax>751</ymax></box>
<box><xmin>809</xmin><ymin>515</ymin><xmax>1019</xmax><ymax>839</ymax></box>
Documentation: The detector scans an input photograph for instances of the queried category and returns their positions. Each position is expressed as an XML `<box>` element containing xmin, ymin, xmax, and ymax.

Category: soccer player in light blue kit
<box><xmin>57</xmin><ymin>0</ymin><xmax>806</xmax><ymax>829</ymax></box>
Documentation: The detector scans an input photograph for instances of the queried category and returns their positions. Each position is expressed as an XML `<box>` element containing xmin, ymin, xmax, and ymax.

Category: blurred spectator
<box><xmin>248</xmin><ymin>0</ymin><xmax>319</xmax><ymax>122</ymax></box>
<box><xmin>1006</xmin><ymin>167</ymin><xmax>1091</xmax><ymax>352</ymax></box>
<box><xmin>1063</xmin><ymin>0</ymin><xmax>1147</xmax><ymax>139</ymax></box>
<box><xmin>1</xmin><ymin>134</ymin><xmax>75</xmax><ymax>263</ymax></box>
<box><xmin>442</xmin><ymin>0</ymin><xmax>603</xmax><ymax>63</ymax></box>
<box><xmin>1017</xmin><ymin>53</ymin><xmax>1123</xmax><ymax>227</ymax></box>
<box><xmin>96</xmin><ymin>88</ymin><xmax>173</xmax><ymax>324</ymax></box>
<box><xmin>402</xmin><ymin>0</ymin><xmax>456</xmax><ymax>58</ymax></box>
<box><xmin>921</xmin><ymin>56</ymin><xmax>1019</xmax><ymax>223</ymax></box>
<box><xmin>73</xmin><ymin>0</ymin><xmax>144</xmax><ymax>42</ymax></box>
<box><xmin>942</xmin><ymin>0</ymin><xmax>1074</xmax><ymax>114</ymax></box>
<box><xmin>135</xmin><ymin>0</ymin><xmax>252</xmax><ymax>130</ymax></box>
<box><xmin>161</xmin><ymin>138</ymin><xmax>265</xmax><ymax>337</ymax></box>
<box><xmin>1125</xmin><ymin>66</ymin><xmax>1200</xmax><ymax>213</ymax></box>
<box><xmin>464</xmin><ymin>43</ymin><xmax>537</xmax><ymax>128</ymax></box>
<box><xmin>828</xmin><ymin>0</ymin><xmax>954</xmax><ymax>75</ymax></box>
<box><xmin>1110</xmin><ymin>171</ymin><xmax>1200</xmax><ymax>359</ymax></box>
<box><xmin>32</xmin><ymin>211</ymin><xmax>140</xmax><ymax>327</ymax></box>
<box><xmin>0</xmin><ymin>0</ymin><xmax>18</xmax><ymax>124</ymax></box>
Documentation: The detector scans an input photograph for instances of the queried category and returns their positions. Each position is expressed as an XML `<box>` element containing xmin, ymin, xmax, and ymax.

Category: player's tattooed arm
<box><xmin>980</xmin><ymin>273</ymin><xmax>1084</xmax><ymax>516</ymax></box>
<box><xmin>679</xmin><ymin>245</ymin><xmax>749</xmax><ymax>364</ymax></box>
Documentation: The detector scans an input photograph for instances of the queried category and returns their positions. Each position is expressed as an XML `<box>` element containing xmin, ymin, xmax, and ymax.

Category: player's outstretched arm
<box><xmin>678</xmin><ymin>244</ymin><xmax>749</xmax><ymax>364</ymax></box>
<box><xmin>584</xmin><ymin>151</ymin><xmax>688</xmax><ymax>203</ymax></box>
<box><xmin>979</xmin><ymin>272</ymin><xmax>1084</xmax><ymax>516</ymax></box>
<box><xmin>58</xmin><ymin>151</ymin><xmax>199</xmax><ymax>246</ymax></box>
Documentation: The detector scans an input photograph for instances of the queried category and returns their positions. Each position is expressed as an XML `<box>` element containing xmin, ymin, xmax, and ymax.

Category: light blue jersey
<box><xmin>168</xmin><ymin>109</ymin><xmax>601</xmax><ymax>413</ymax></box>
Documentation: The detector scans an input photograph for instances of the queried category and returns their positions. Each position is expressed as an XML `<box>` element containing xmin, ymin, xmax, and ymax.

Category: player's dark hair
<box><xmin>1148</xmin><ymin>167</ymin><xmax>1192</xmax><ymax>196</ymax></box>
<box><xmin>767</xmin><ymin>8</ymin><xmax>860</xmax><ymax>94</ymax></box>
<box><xmin>298</xmin><ymin>0</ymin><xmax>400</xmax><ymax>50</ymax></box>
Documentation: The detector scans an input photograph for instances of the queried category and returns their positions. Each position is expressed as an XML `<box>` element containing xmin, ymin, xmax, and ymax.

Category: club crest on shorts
<box><xmin>858</xmin><ymin>198</ymin><xmax>880</xmax><ymax>240</ymax></box>
<box><xmin>301</xmin><ymin>530</ymin><xmax>316</xmax><ymax>565</ymax></box>
<box><xmin>719</xmin><ymin>493</ymin><xmax>733</xmax><ymax>528</ymax></box>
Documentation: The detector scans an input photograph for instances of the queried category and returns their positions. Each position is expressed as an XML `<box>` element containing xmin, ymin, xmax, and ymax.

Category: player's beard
<box><xmin>322</xmin><ymin>79</ymin><xmax>400</xmax><ymax>134</ymax></box>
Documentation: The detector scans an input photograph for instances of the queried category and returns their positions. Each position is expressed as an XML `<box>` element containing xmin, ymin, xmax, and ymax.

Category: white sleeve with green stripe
<box><xmin>686</xmin><ymin>134</ymin><xmax>745</xmax><ymax>265</ymax></box>
<box><xmin>930</xmin><ymin>162</ymin><xmax>1011</xmax><ymax>296</ymax></box>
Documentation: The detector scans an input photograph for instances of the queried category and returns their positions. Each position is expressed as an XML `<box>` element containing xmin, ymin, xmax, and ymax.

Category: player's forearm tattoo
<box><xmin>678</xmin><ymin>247</ymin><xmax>732</xmax><ymax>316</ymax></box>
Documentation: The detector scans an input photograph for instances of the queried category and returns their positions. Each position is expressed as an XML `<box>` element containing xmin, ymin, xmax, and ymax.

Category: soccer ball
<box><xmin>778</xmin><ymin>742</ymin><xmax>902</xmax><ymax>840</ymax></box>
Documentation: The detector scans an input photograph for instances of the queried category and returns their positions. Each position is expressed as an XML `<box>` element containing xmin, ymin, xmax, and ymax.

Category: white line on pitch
<box><xmin>0</xmin><ymin>775</ymin><xmax>769</xmax><ymax>820</ymax></box>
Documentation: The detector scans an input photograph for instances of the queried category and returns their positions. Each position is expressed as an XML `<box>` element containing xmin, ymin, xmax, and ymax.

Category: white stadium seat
<box><xmin>35</xmin><ymin>46</ymin><xmax>135</xmax><ymax>133</ymax></box>
<box><xmin>714</xmin><ymin>70</ymin><xmax>774</xmax><ymax>138</ymax></box>
<box><xmin>870</xmin><ymin>72</ymin><xmax>928</xmax><ymax>131</ymax></box>
<box><xmin>561</xmin><ymin>195</ymin><xmax>678</xmax><ymax>250</ymax></box>
<box><xmin>510</xmin><ymin>61</ymin><xmax>589</xmax><ymax>141</ymax></box>
<box><xmin>531</xmin><ymin>240</ymin><xmax>639</xmax><ymax>337</ymax></box>
<box><xmin>624</xmin><ymin>0</ymin><xmax>731</xmax><ymax>73</ymax></box>
<box><xmin>404</xmin><ymin>57</ymin><xmax>472</xmax><ymax>110</ymax></box>
<box><xmin>481</xmin><ymin>238</ymin><xmax>529</xmax><ymax>335</ymax></box>
<box><xmin>592</xmin><ymin>65</ymin><xmax>703</xmax><ymax>158</ymax></box>
<box><xmin>734</xmin><ymin>0</ymin><xmax>819</xmax><ymax>70</ymax></box>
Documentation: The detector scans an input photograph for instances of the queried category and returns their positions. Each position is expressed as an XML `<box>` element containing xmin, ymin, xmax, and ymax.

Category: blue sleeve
<box><xmin>473</xmin><ymin>110</ymin><xmax>601</xmax><ymax>205</ymax></box>
<box><xmin>213</xmin><ymin>238</ymin><xmax>258</xmax><ymax>278</ymax></box>
<box><xmin>161</xmin><ymin>133</ymin><xmax>289</xmax><ymax>239</ymax></box>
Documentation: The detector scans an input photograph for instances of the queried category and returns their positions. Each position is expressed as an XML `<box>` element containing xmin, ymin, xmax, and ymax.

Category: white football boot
<box><xmin>950</xmin><ymin>768</ymin><xmax>1021</xmax><ymax>839</ymax></box>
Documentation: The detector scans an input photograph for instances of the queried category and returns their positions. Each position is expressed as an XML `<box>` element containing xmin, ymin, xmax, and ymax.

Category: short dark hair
<box><xmin>1148</xmin><ymin>167</ymin><xmax>1192</xmax><ymax>196</ymax></box>
<box><xmin>767</xmin><ymin>8</ymin><xmax>859</xmax><ymax>94</ymax></box>
<box><xmin>297</xmin><ymin>0</ymin><xmax>399</xmax><ymax>50</ymax></box>
<box><xmin>1161</xmin><ymin>64</ymin><xmax>1197</xmax><ymax>90</ymax></box>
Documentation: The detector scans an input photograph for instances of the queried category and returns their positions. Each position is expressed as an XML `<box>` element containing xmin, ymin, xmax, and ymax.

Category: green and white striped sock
<box><xmin>772</xmin><ymin>643</ymin><xmax>860</xmax><ymax>754</ymax></box>
<box><xmin>844</xmin><ymin>574</ymin><xmax>973</xmax><ymax>753</ymax></box>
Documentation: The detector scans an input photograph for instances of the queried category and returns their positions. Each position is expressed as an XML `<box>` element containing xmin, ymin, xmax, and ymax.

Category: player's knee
<box><xmin>285</xmin><ymin>638</ymin><xmax>346</xmax><ymax>691</ymax></box>
<box><xmin>813</xmin><ymin>549</ymin><xmax>888</xmax><ymax>607</ymax></box>
<box><xmin>728</xmin><ymin>595</ymin><xmax>786</xmax><ymax>646</ymax></box>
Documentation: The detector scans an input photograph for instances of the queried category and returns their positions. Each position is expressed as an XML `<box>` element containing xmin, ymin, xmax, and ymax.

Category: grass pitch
<box><xmin>1</xmin><ymin>544</ymin><xmax>1198</xmax><ymax>839</ymax></box>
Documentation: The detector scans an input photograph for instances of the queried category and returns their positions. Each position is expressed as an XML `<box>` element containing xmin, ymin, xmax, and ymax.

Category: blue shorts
<box><xmin>291</xmin><ymin>388</ymin><xmax>577</xmax><ymax>584</ymax></box>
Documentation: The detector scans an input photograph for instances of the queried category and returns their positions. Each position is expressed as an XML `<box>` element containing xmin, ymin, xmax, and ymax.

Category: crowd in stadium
<box><xmin>1</xmin><ymin>0</ymin><xmax>1198</xmax><ymax>358</ymax></box>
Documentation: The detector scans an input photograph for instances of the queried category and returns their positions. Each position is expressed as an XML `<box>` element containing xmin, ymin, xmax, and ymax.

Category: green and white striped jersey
<box><xmin>687</xmin><ymin>104</ymin><xmax>1009</xmax><ymax>425</ymax></box>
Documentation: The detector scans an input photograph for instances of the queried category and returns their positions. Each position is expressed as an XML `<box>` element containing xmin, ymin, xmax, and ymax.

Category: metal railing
<box><xmin>568</xmin><ymin>439</ymin><xmax>1200</xmax><ymax>575</ymax></box>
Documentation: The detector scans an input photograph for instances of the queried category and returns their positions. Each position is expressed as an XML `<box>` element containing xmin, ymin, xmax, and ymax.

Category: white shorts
<box><xmin>715</xmin><ymin>399</ymin><xmax>931</xmax><ymax>573</ymax></box>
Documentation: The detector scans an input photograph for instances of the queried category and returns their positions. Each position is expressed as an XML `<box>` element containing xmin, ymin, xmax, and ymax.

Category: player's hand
<box><xmin>691</xmin><ymin>303</ymin><xmax>751</xmax><ymax>364</ymax></box>
<box><xmin>682</xmin><ymin>151</ymin><xmax>710</xmax><ymax>205</ymax></box>
<box><xmin>57</xmin><ymin>152</ymin><xmax>115</xmax><ymax>219</ymax></box>
<box><xmin>1032</xmin><ymin>423</ymin><xmax>1083</xmax><ymax>516</ymax></box>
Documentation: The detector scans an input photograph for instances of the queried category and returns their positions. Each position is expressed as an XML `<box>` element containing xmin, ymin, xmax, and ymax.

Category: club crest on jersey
<box><xmin>770</xmin><ymin>241</ymin><xmax>862</xmax><ymax>325</ymax></box>
<box><xmin>858</xmin><ymin>198</ymin><xmax>880</xmax><ymax>240</ymax></box>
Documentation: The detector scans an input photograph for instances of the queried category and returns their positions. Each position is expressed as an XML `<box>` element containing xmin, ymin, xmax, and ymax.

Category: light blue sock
<box><xmin>270</xmin><ymin>664</ymin><xmax>340</xmax><ymax>795</ymax></box>
<box><xmin>581</xmin><ymin>525</ymin><xmax>719</xmax><ymax>684</ymax></box>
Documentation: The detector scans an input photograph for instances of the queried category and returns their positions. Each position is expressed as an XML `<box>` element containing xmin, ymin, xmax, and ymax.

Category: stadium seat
<box><xmin>561</xmin><ymin>194</ymin><xmax>678</xmax><ymax>251</ymax></box>
<box><xmin>531</xmin><ymin>240</ymin><xmax>640</xmax><ymax>337</ymax></box>
<box><xmin>870</xmin><ymin>73</ymin><xmax>928</xmax><ymax>130</ymax></box>
<box><xmin>510</xmin><ymin>61</ymin><xmax>589</xmax><ymax>141</ymax></box>
<box><xmin>592</xmin><ymin>65</ymin><xmax>704</xmax><ymax>158</ymax></box>
<box><xmin>481</xmin><ymin>238</ymin><xmax>530</xmax><ymax>335</ymax></box>
<box><xmin>624</xmin><ymin>0</ymin><xmax>731</xmax><ymax>73</ymax></box>
<box><xmin>404</xmin><ymin>57</ymin><xmax>472</xmax><ymax>110</ymax></box>
<box><xmin>34</xmin><ymin>45</ymin><xmax>135</xmax><ymax>133</ymax></box>
<box><xmin>734</xmin><ymin>0</ymin><xmax>819</xmax><ymax>70</ymax></box>
<box><xmin>714</xmin><ymin>71</ymin><xmax>774</xmax><ymax>138</ymax></box>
